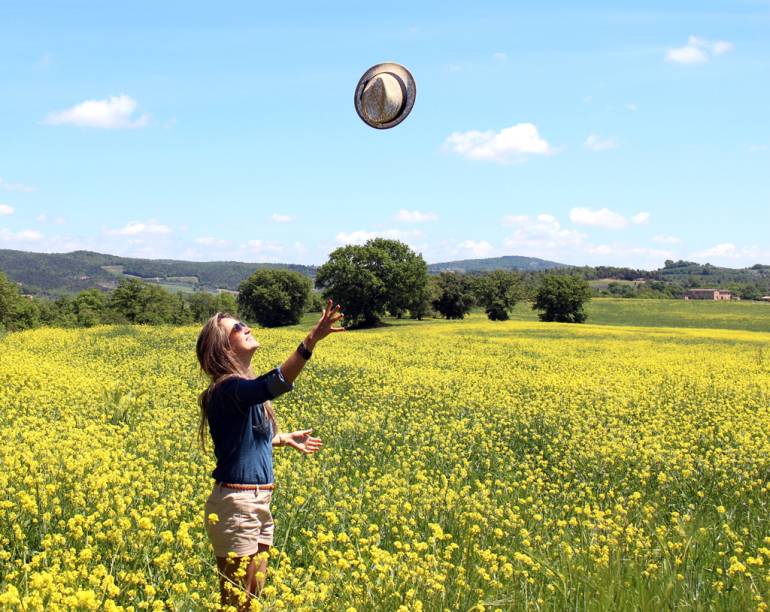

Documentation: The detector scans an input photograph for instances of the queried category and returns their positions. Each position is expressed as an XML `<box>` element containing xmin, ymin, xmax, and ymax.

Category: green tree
<box><xmin>0</xmin><ymin>272</ymin><xmax>20</xmax><ymax>331</ymax></box>
<box><xmin>432</xmin><ymin>272</ymin><xmax>474</xmax><ymax>319</ymax></box>
<box><xmin>215</xmin><ymin>292</ymin><xmax>238</xmax><ymax>316</ymax></box>
<box><xmin>238</xmin><ymin>269</ymin><xmax>311</xmax><ymax>327</ymax></box>
<box><xmin>305</xmin><ymin>291</ymin><xmax>325</xmax><ymax>313</ymax></box>
<box><xmin>533</xmin><ymin>274</ymin><xmax>592</xmax><ymax>323</ymax></box>
<box><xmin>186</xmin><ymin>291</ymin><xmax>219</xmax><ymax>322</ymax></box>
<box><xmin>364</xmin><ymin>238</ymin><xmax>428</xmax><ymax>318</ymax></box>
<box><xmin>109</xmin><ymin>278</ymin><xmax>177</xmax><ymax>324</ymax></box>
<box><xmin>473</xmin><ymin>270</ymin><xmax>522</xmax><ymax>321</ymax></box>
<box><xmin>72</xmin><ymin>289</ymin><xmax>108</xmax><ymax>327</ymax></box>
<box><xmin>0</xmin><ymin>272</ymin><xmax>40</xmax><ymax>331</ymax></box>
<box><xmin>315</xmin><ymin>239</ymin><xmax>428</xmax><ymax>327</ymax></box>
<box><xmin>409</xmin><ymin>275</ymin><xmax>441</xmax><ymax>320</ymax></box>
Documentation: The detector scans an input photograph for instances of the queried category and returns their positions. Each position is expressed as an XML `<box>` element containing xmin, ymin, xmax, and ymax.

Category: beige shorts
<box><xmin>204</xmin><ymin>483</ymin><xmax>275</xmax><ymax>557</ymax></box>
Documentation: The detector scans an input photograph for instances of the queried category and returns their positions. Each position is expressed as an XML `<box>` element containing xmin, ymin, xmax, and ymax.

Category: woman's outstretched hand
<box><xmin>308</xmin><ymin>299</ymin><xmax>345</xmax><ymax>345</ymax></box>
<box><xmin>283</xmin><ymin>429</ymin><xmax>323</xmax><ymax>454</ymax></box>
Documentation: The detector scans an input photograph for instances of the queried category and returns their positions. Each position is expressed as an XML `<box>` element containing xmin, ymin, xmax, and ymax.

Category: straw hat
<box><xmin>354</xmin><ymin>62</ymin><xmax>416</xmax><ymax>129</ymax></box>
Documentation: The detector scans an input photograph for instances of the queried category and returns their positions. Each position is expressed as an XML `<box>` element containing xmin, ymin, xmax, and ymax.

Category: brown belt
<box><xmin>217</xmin><ymin>482</ymin><xmax>276</xmax><ymax>491</ymax></box>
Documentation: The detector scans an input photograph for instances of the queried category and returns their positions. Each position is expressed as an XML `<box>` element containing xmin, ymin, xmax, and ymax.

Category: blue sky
<box><xmin>1</xmin><ymin>1</ymin><xmax>768</xmax><ymax>269</ymax></box>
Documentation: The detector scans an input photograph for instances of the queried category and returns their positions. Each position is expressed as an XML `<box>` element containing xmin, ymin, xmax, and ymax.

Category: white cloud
<box><xmin>246</xmin><ymin>240</ymin><xmax>284</xmax><ymax>254</ymax></box>
<box><xmin>666</xmin><ymin>36</ymin><xmax>733</xmax><ymax>64</ymax></box>
<box><xmin>504</xmin><ymin>213</ymin><xmax>587</xmax><ymax>253</ymax></box>
<box><xmin>691</xmin><ymin>242</ymin><xmax>739</xmax><ymax>258</ymax></box>
<box><xmin>711</xmin><ymin>40</ymin><xmax>734</xmax><ymax>56</ymax></box>
<box><xmin>492</xmin><ymin>52</ymin><xmax>507</xmax><ymax>61</ymax></box>
<box><xmin>0</xmin><ymin>228</ymin><xmax>44</xmax><ymax>243</ymax></box>
<box><xmin>36</xmin><ymin>213</ymin><xmax>47</xmax><ymax>222</ymax></box>
<box><xmin>498</xmin><ymin>212</ymin><xmax>677</xmax><ymax>267</ymax></box>
<box><xmin>43</xmin><ymin>95</ymin><xmax>150</xmax><ymax>129</ymax></box>
<box><xmin>0</xmin><ymin>204</ymin><xmax>14</xmax><ymax>215</ymax></box>
<box><xmin>689</xmin><ymin>242</ymin><xmax>770</xmax><ymax>265</ymax></box>
<box><xmin>667</xmin><ymin>45</ymin><xmax>708</xmax><ymax>64</ymax></box>
<box><xmin>458</xmin><ymin>240</ymin><xmax>494</xmax><ymax>257</ymax></box>
<box><xmin>502</xmin><ymin>214</ymin><xmax>530</xmax><ymax>225</ymax></box>
<box><xmin>626</xmin><ymin>103</ymin><xmax>638</xmax><ymax>112</ymax></box>
<box><xmin>394</xmin><ymin>209</ymin><xmax>438</xmax><ymax>223</ymax></box>
<box><xmin>748</xmin><ymin>144</ymin><xmax>768</xmax><ymax>153</ymax></box>
<box><xmin>443</xmin><ymin>123</ymin><xmax>556</xmax><ymax>164</ymax></box>
<box><xmin>0</xmin><ymin>177</ymin><xmax>35</xmax><ymax>192</ymax></box>
<box><xmin>570</xmin><ymin>207</ymin><xmax>629</xmax><ymax>230</ymax></box>
<box><xmin>631</xmin><ymin>212</ymin><xmax>650</xmax><ymax>225</ymax></box>
<box><xmin>271</xmin><ymin>213</ymin><xmax>294</xmax><ymax>223</ymax></box>
<box><xmin>54</xmin><ymin>216</ymin><xmax>65</xmax><ymax>225</ymax></box>
<box><xmin>584</xmin><ymin>244</ymin><xmax>675</xmax><ymax>261</ymax></box>
<box><xmin>585</xmin><ymin>134</ymin><xmax>617</xmax><ymax>151</ymax></box>
<box><xmin>335</xmin><ymin>229</ymin><xmax>422</xmax><ymax>245</ymax></box>
<box><xmin>652</xmin><ymin>234</ymin><xmax>681</xmax><ymax>244</ymax></box>
<box><xmin>105</xmin><ymin>220</ymin><xmax>172</xmax><ymax>236</ymax></box>
<box><xmin>194</xmin><ymin>237</ymin><xmax>230</xmax><ymax>247</ymax></box>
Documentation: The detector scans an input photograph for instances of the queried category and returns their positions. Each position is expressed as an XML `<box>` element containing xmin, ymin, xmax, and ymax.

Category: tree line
<box><xmin>1</xmin><ymin>239</ymin><xmax>592</xmax><ymax>333</ymax></box>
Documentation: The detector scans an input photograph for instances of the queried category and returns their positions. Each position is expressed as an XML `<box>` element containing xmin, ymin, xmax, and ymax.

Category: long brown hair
<box><xmin>195</xmin><ymin>312</ymin><xmax>278</xmax><ymax>451</ymax></box>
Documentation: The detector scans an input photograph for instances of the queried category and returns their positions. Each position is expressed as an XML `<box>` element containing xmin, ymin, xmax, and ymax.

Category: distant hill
<box><xmin>3</xmin><ymin>249</ymin><xmax>767</xmax><ymax>299</ymax></box>
<box><xmin>0</xmin><ymin>249</ymin><xmax>317</xmax><ymax>296</ymax></box>
<box><xmin>0</xmin><ymin>249</ymin><xmax>570</xmax><ymax>296</ymax></box>
<box><xmin>427</xmin><ymin>255</ymin><xmax>569</xmax><ymax>273</ymax></box>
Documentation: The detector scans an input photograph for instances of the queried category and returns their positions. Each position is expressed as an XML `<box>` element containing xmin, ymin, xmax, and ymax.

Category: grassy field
<box><xmin>1</xmin><ymin>305</ymin><xmax>769</xmax><ymax>610</ymax></box>
<box><xmin>499</xmin><ymin>298</ymin><xmax>770</xmax><ymax>333</ymax></box>
<box><xmin>291</xmin><ymin>298</ymin><xmax>770</xmax><ymax>334</ymax></box>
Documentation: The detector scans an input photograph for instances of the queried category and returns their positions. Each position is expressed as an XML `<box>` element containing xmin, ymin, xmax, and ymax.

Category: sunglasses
<box><xmin>231</xmin><ymin>321</ymin><xmax>247</xmax><ymax>334</ymax></box>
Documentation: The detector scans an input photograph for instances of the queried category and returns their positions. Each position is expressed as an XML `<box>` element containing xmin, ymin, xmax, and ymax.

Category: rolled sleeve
<box><xmin>268</xmin><ymin>366</ymin><xmax>294</xmax><ymax>398</ymax></box>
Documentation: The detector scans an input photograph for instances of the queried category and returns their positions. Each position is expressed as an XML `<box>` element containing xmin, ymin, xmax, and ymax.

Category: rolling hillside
<box><xmin>0</xmin><ymin>249</ymin><xmax>569</xmax><ymax>296</ymax></box>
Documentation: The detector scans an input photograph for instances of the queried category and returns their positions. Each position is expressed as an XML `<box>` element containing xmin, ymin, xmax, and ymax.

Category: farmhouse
<box><xmin>683</xmin><ymin>289</ymin><xmax>733</xmax><ymax>301</ymax></box>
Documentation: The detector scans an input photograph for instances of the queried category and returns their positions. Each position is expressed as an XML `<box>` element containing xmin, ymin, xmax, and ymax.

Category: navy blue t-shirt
<box><xmin>207</xmin><ymin>367</ymin><xmax>294</xmax><ymax>484</ymax></box>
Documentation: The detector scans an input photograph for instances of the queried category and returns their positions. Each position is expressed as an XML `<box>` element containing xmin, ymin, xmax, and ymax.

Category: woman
<box><xmin>196</xmin><ymin>300</ymin><xmax>344</xmax><ymax>610</ymax></box>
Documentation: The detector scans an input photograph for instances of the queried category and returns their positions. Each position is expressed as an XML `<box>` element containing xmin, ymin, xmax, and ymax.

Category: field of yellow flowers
<box><xmin>1</xmin><ymin>314</ymin><xmax>769</xmax><ymax>610</ymax></box>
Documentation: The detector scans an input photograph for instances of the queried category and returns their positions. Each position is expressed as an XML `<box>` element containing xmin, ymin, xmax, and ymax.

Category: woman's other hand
<box><xmin>283</xmin><ymin>429</ymin><xmax>323</xmax><ymax>454</ymax></box>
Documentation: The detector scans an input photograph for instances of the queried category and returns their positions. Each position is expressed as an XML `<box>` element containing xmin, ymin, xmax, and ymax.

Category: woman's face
<box><xmin>221</xmin><ymin>317</ymin><xmax>260</xmax><ymax>359</ymax></box>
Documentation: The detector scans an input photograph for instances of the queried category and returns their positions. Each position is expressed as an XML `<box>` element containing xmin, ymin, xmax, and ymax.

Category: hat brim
<box><xmin>354</xmin><ymin>62</ymin><xmax>416</xmax><ymax>129</ymax></box>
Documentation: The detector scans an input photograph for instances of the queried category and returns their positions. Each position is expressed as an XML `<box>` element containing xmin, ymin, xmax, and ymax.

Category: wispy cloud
<box><xmin>690</xmin><ymin>242</ymin><xmax>770</xmax><ymax>264</ymax></box>
<box><xmin>585</xmin><ymin>134</ymin><xmax>617</xmax><ymax>151</ymax></box>
<box><xmin>501</xmin><ymin>212</ymin><xmax>674</xmax><ymax>266</ymax></box>
<box><xmin>492</xmin><ymin>52</ymin><xmax>507</xmax><ymax>61</ymax></box>
<box><xmin>105</xmin><ymin>220</ymin><xmax>172</xmax><ymax>236</ymax></box>
<box><xmin>271</xmin><ymin>213</ymin><xmax>294</xmax><ymax>223</ymax></box>
<box><xmin>246</xmin><ymin>240</ymin><xmax>285</xmax><ymax>254</ymax></box>
<box><xmin>652</xmin><ymin>234</ymin><xmax>681</xmax><ymax>244</ymax></box>
<box><xmin>458</xmin><ymin>239</ymin><xmax>494</xmax><ymax>257</ymax></box>
<box><xmin>0</xmin><ymin>177</ymin><xmax>35</xmax><ymax>192</ymax></box>
<box><xmin>0</xmin><ymin>228</ymin><xmax>44</xmax><ymax>243</ymax></box>
<box><xmin>194</xmin><ymin>237</ymin><xmax>231</xmax><ymax>246</ymax></box>
<box><xmin>0</xmin><ymin>204</ymin><xmax>14</xmax><ymax>215</ymax></box>
<box><xmin>570</xmin><ymin>207</ymin><xmax>649</xmax><ymax>230</ymax></box>
<box><xmin>43</xmin><ymin>94</ymin><xmax>150</xmax><ymax>129</ymax></box>
<box><xmin>666</xmin><ymin>36</ymin><xmax>733</xmax><ymax>64</ymax></box>
<box><xmin>335</xmin><ymin>229</ymin><xmax>422</xmax><ymax>245</ymax></box>
<box><xmin>444</xmin><ymin>123</ymin><xmax>556</xmax><ymax>164</ymax></box>
<box><xmin>394</xmin><ymin>209</ymin><xmax>438</xmax><ymax>223</ymax></box>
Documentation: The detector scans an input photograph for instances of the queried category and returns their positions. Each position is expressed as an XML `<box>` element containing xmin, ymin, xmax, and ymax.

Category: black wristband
<box><xmin>296</xmin><ymin>341</ymin><xmax>312</xmax><ymax>360</ymax></box>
